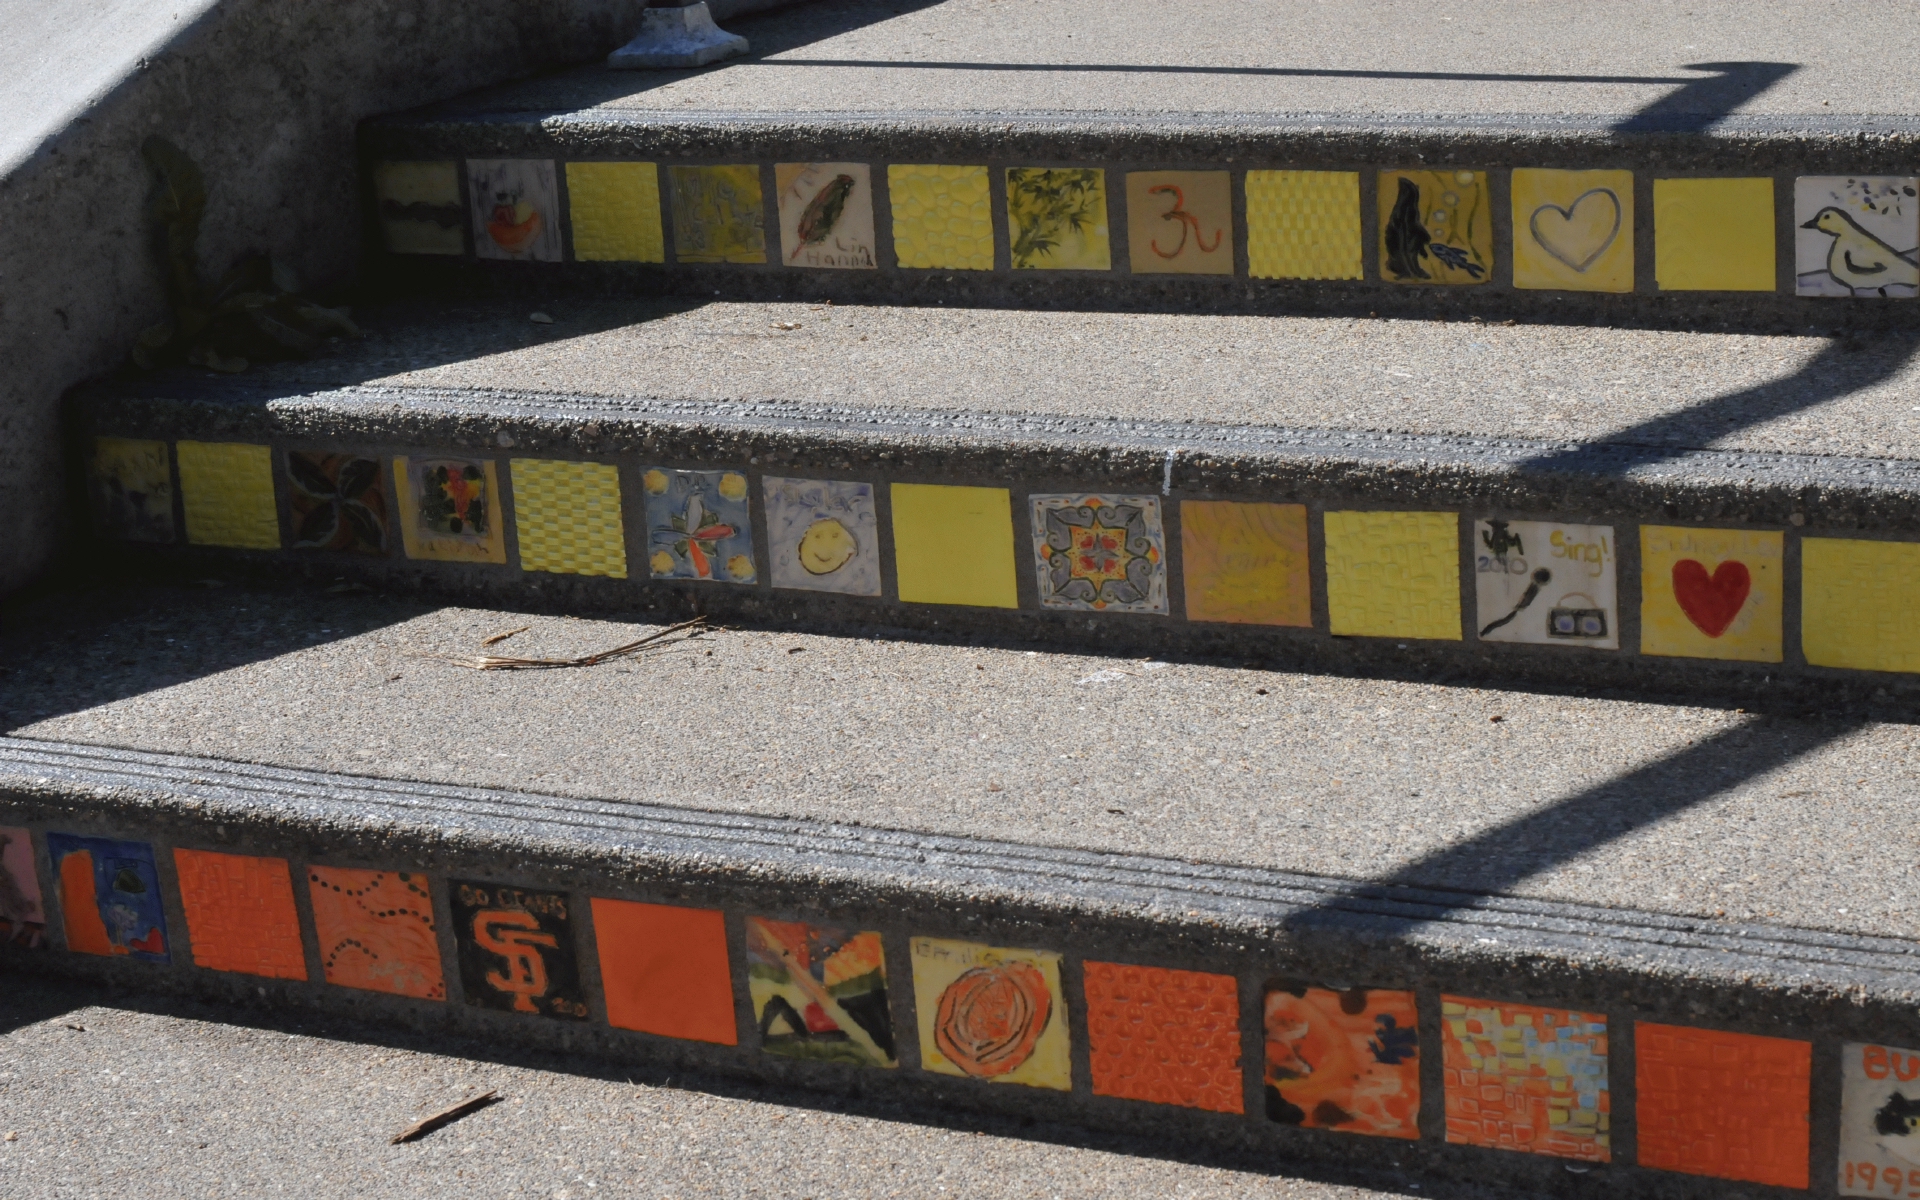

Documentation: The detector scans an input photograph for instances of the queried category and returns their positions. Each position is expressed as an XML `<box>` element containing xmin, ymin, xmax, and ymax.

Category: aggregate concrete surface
<box><xmin>444</xmin><ymin>0</ymin><xmax>1920</xmax><ymax>123</ymax></box>
<box><xmin>211</xmin><ymin>297</ymin><xmax>1920</xmax><ymax>462</ymax></box>
<box><xmin>2</xmin><ymin>581</ymin><xmax>1912</xmax><ymax>943</ymax></box>
<box><xmin>0</xmin><ymin>974</ymin><xmax>1451</xmax><ymax>1200</ymax></box>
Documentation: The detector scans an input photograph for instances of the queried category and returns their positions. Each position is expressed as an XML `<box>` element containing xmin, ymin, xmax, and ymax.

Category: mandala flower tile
<box><xmin>451</xmin><ymin>880</ymin><xmax>587</xmax><ymax>1020</ymax></box>
<box><xmin>308</xmin><ymin>866</ymin><xmax>444</xmax><ymax>1000</ymax></box>
<box><xmin>1265</xmin><ymin>984</ymin><xmax>1420</xmax><ymax>1139</ymax></box>
<box><xmin>776</xmin><ymin>162</ymin><xmax>876</xmax><ymax>270</ymax></box>
<box><xmin>668</xmin><ymin>164</ymin><xmax>767</xmax><ymax>264</ymax></box>
<box><xmin>643</xmin><ymin>468</ymin><xmax>755</xmax><ymax>584</ymax></box>
<box><xmin>747</xmin><ymin>917</ymin><xmax>894</xmax><ymax>1067</ymax></box>
<box><xmin>566</xmin><ymin>161</ymin><xmax>664</xmax><ymax>263</ymax></box>
<box><xmin>890</xmin><ymin>484</ymin><xmax>1018</xmax><ymax>608</ymax></box>
<box><xmin>46</xmin><ymin>833</ymin><xmax>168</xmax><ymax>963</ymax></box>
<box><xmin>1029</xmin><ymin>494</ymin><xmax>1167</xmax><ymax>614</ymax></box>
<box><xmin>287</xmin><ymin>451</ymin><xmax>386</xmax><ymax>554</ymax></box>
<box><xmin>0</xmin><ymin>826</ymin><xmax>46</xmax><ymax>949</ymax></box>
<box><xmin>467</xmin><ymin>159</ymin><xmax>562</xmax><ymax>262</ymax></box>
<box><xmin>1511</xmin><ymin>169</ymin><xmax>1634</xmax><ymax>293</ymax></box>
<box><xmin>393</xmin><ymin>456</ymin><xmax>506</xmax><ymax>564</ymax></box>
<box><xmin>1006</xmin><ymin>167</ymin><xmax>1110</xmax><ymax>271</ymax></box>
<box><xmin>1323</xmin><ymin>510</ymin><xmax>1461</xmax><ymax>640</ymax></box>
<box><xmin>373</xmin><ymin>160</ymin><xmax>465</xmax><ymax>256</ymax></box>
<box><xmin>1179</xmin><ymin>500</ymin><xmax>1310</xmax><ymax>627</ymax></box>
<box><xmin>1473</xmin><ymin>520</ymin><xmax>1618</xmax><ymax>649</ymax></box>
<box><xmin>1441</xmin><ymin>996</ymin><xmax>1609</xmax><ymax>1162</ymax></box>
<box><xmin>1803</xmin><ymin>538</ymin><xmax>1920</xmax><ymax>672</ymax></box>
<box><xmin>1085</xmin><ymin>961</ymin><xmax>1241</xmax><ymax>1113</ymax></box>
<box><xmin>510</xmin><ymin>458</ymin><xmax>628</xmax><ymax>579</ymax></box>
<box><xmin>1654</xmin><ymin>177</ymin><xmax>1777</xmax><ymax>292</ymax></box>
<box><xmin>593</xmin><ymin>898</ymin><xmax>736</xmax><ymax>1044</ymax></box>
<box><xmin>176</xmin><ymin>441</ymin><xmax>279</xmax><ymax>550</ymax></box>
<box><xmin>763</xmin><ymin>477</ymin><xmax>880</xmax><ymax>595</ymax></box>
<box><xmin>1379</xmin><ymin>169</ymin><xmax>1493</xmax><ymax>285</ymax></box>
<box><xmin>1839</xmin><ymin>1041</ymin><xmax>1920</xmax><ymax>1195</ymax></box>
<box><xmin>911</xmin><ymin>937</ymin><xmax>1070</xmax><ymax>1090</ymax></box>
<box><xmin>888</xmin><ymin>164</ymin><xmax>994</xmax><ymax>270</ymax></box>
<box><xmin>1796</xmin><ymin>176</ymin><xmax>1919</xmax><ymax>298</ymax></box>
<box><xmin>88</xmin><ymin>437</ymin><xmax>175</xmax><ymax>543</ymax></box>
<box><xmin>1245</xmin><ymin>170</ymin><xmax>1363</xmax><ymax>280</ymax></box>
<box><xmin>1639</xmin><ymin>525</ymin><xmax>1782</xmax><ymax>663</ymax></box>
<box><xmin>1126</xmin><ymin>171</ymin><xmax>1233</xmax><ymax>276</ymax></box>
<box><xmin>174</xmin><ymin>848</ymin><xmax>306</xmax><ymax>981</ymax></box>
<box><xmin>1636</xmin><ymin>1021</ymin><xmax>1809</xmax><ymax>1188</ymax></box>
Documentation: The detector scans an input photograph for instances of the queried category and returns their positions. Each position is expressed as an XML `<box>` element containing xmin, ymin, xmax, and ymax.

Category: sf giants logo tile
<box><xmin>451</xmin><ymin>881</ymin><xmax>588</xmax><ymax>1019</ymax></box>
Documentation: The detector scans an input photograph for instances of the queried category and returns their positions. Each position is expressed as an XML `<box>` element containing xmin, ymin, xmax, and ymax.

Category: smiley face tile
<box><xmin>763</xmin><ymin>477</ymin><xmax>880</xmax><ymax>595</ymax></box>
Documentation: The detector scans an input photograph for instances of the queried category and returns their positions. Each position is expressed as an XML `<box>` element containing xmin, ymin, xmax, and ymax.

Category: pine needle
<box><xmin>424</xmin><ymin>618</ymin><xmax>710</xmax><ymax>671</ymax></box>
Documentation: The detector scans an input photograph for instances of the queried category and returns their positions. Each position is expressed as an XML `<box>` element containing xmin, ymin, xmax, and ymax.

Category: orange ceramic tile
<box><xmin>1266</xmin><ymin>985</ymin><xmax>1420</xmax><ymax>1139</ymax></box>
<box><xmin>1180</xmin><ymin>500</ymin><xmax>1311</xmax><ymax>627</ymax></box>
<box><xmin>1441</xmin><ymin>996</ymin><xmax>1609</xmax><ymax>1161</ymax></box>
<box><xmin>1635</xmin><ymin>1021</ymin><xmax>1810</xmax><ymax>1188</ymax></box>
<box><xmin>307</xmin><ymin>866</ymin><xmax>445</xmax><ymax>1000</ymax></box>
<box><xmin>592</xmin><ymin>898</ymin><xmax>737</xmax><ymax>1045</ymax></box>
<box><xmin>1084</xmin><ymin>961</ymin><xmax>1242</xmax><ymax>1113</ymax></box>
<box><xmin>174</xmin><ymin>849</ymin><xmax>306</xmax><ymax>981</ymax></box>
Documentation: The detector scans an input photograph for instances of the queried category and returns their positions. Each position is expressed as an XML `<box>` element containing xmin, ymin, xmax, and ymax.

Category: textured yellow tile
<box><xmin>1006</xmin><ymin>168</ymin><xmax>1110</xmax><ymax>271</ymax></box>
<box><xmin>1379</xmin><ymin>170</ymin><xmax>1493</xmax><ymax>285</ymax></box>
<box><xmin>890</xmin><ymin>483</ymin><xmax>1017</xmax><ymax>608</ymax></box>
<box><xmin>510</xmin><ymin>458</ymin><xmax>628</xmax><ymax>578</ymax></box>
<box><xmin>889</xmin><ymin>165</ymin><xmax>994</xmax><ymax>270</ymax></box>
<box><xmin>1180</xmin><ymin>501</ymin><xmax>1310</xmax><ymax>626</ymax></box>
<box><xmin>566</xmin><ymin>162</ymin><xmax>664</xmax><ymax>263</ymax></box>
<box><xmin>1654</xmin><ymin>178</ymin><xmax>1777</xmax><ymax>292</ymax></box>
<box><xmin>1802</xmin><ymin>538</ymin><xmax>1920</xmax><ymax>672</ymax></box>
<box><xmin>1126</xmin><ymin>171</ymin><xmax>1233</xmax><ymax>275</ymax></box>
<box><xmin>1323</xmin><ymin>510</ymin><xmax>1461</xmax><ymax>640</ymax></box>
<box><xmin>373</xmin><ymin>161</ymin><xmax>464</xmax><ymax>256</ymax></box>
<box><xmin>1640</xmin><ymin>525</ymin><xmax>1782</xmax><ymax>662</ymax></box>
<box><xmin>176</xmin><ymin>441</ymin><xmax>280</xmax><ymax>549</ymax></box>
<box><xmin>1245</xmin><ymin>170</ymin><xmax>1362</xmax><ymax>280</ymax></box>
<box><xmin>1511</xmin><ymin>169</ymin><xmax>1634</xmax><ymax>292</ymax></box>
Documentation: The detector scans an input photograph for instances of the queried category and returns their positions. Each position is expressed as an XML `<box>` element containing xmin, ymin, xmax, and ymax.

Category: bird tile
<box><xmin>776</xmin><ymin>163</ymin><xmax>876</xmax><ymax>269</ymax></box>
<box><xmin>1795</xmin><ymin>176</ymin><xmax>1919</xmax><ymax>298</ymax></box>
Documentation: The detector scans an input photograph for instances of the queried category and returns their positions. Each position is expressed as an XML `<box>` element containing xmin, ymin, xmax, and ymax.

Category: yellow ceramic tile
<box><xmin>1640</xmin><ymin>525</ymin><xmax>1782</xmax><ymax>662</ymax></box>
<box><xmin>667</xmin><ymin>164</ymin><xmax>766</xmax><ymax>264</ymax></box>
<box><xmin>393</xmin><ymin>457</ymin><xmax>507</xmax><ymax>564</ymax></box>
<box><xmin>510</xmin><ymin>458</ymin><xmax>628</xmax><ymax>578</ymax></box>
<box><xmin>911</xmin><ymin>936</ymin><xmax>1071</xmax><ymax>1091</ymax></box>
<box><xmin>889</xmin><ymin>164</ymin><xmax>994</xmax><ymax>270</ymax></box>
<box><xmin>1127</xmin><ymin>171</ymin><xmax>1233</xmax><ymax>275</ymax></box>
<box><xmin>1245</xmin><ymin>170</ymin><xmax>1363</xmax><ymax>280</ymax></box>
<box><xmin>373</xmin><ymin>161</ymin><xmax>464</xmax><ymax>256</ymax></box>
<box><xmin>1802</xmin><ymin>538</ymin><xmax>1920</xmax><ymax>672</ymax></box>
<box><xmin>1323</xmin><ymin>510</ymin><xmax>1461</xmax><ymax>640</ymax></box>
<box><xmin>565</xmin><ymin>162</ymin><xmax>664</xmax><ymax>263</ymax></box>
<box><xmin>176</xmin><ymin>441</ymin><xmax>280</xmax><ymax>549</ymax></box>
<box><xmin>1180</xmin><ymin>501</ymin><xmax>1311</xmax><ymax>626</ymax></box>
<box><xmin>890</xmin><ymin>483</ymin><xmax>1017</xmax><ymax>608</ymax></box>
<box><xmin>1654</xmin><ymin>178</ymin><xmax>1777</xmax><ymax>292</ymax></box>
<box><xmin>1006</xmin><ymin>168</ymin><xmax>1110</xmax><ymax>271</ymax></box>
<box><xmin>1379</xmin><ymin>170</ymin><xmax>1493</xmax><ymax>285</ymax></box>
<box><xmin>1511</xmin><ymin>169</ymin><xmax>1634</xmax><ymax>292</ymax></box>
<box><xmin>89</xmin><ymin>437</ymin><xmax>174</xmax><ymax>543</ymax></box>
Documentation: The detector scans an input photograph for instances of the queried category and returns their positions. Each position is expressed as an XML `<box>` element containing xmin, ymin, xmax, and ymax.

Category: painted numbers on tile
<box><xmin>1803</xmin><ymin>538</ymin><xmax>1920</xmax><ymax>672</ymax></box>
<box><xmin>511</xmin><ymin>458</ymin><xmax>628</xmax><ymax>578</ymax></box>
<box><xmin>1030</xmin><ymin>494</ymin><xmax>1168</xmax><ymax>614</ymax></box>
<box><xmin>890</xmin><ymin>484</ymin><xmax>1018</xmax><ymax>609</ymax></box>
<box><xmin>1180</xmin><ymin>500</ymin><xmax>1310</xmax><ymax>627</ymax></box>
<box><xmin>566</xmin><ymin>161</ymin><xmax>665</xmax><ymax>263</ymax></box>
<box><xmin>1474</xmin><ymin>520</ymin><xmax>1618</xmax><ymax>648</ymax></box>
<box><xmin>1007</xmin><ymin>168</ymin><xmax>1111</xmax><ymax>271</ymax></box>
<box><xmin>1636</xmin><ymin>1021</ymin><xmax>1810</xmax><ymax>1188</ymax></box>
<box><xmin>1841</xmin><ymin>1042</ymin><xmax>1920</xmax><ymax>1196</ymax></box>
<box><xmin>747</xmin><ymin>917</ymin><xmax>895</xmax><ymax>1067</ymax></box>
<box><xmin>643</xmin><ymin>468</ymin><xmax>755</xmax><ymax>583</ymax></box>
<box><xmin>888</xmin><ymin>164</ymin><xmax>994</xmax><ymax>270</ymax></box>
<box><xmin>1654</xmin><ymin>178</ymin><xmax>1777</xmax><ymax>292</ymax></box>
<box><xmin>776</xmin><ymin>162</ymin><xmax>877</xmax><ymax>269</ymax></box>
<box><xmin>668</xmin><ymin>165</ymin><xmax>767</xmax><ymax>264</ymax></box>
<box><xmin>1795</xmin><ymin>176</ymin><xmax>1919</xmax><ymax>298</ymax></box>
<box><xmin>1126</xmin><ymin>171</ymin><xmax>1233</xmax><ymax>276</ymax></box>
<box><xmin>174</xmin><ymin>848</ymin><xmax>307</xmax><ymax>980</ymax></box>
<box><xmin>1441</xmin><ymin>997</ymin><xmax>1609</xmax><ymax>1161</ymax></box>
<box><xmin>1640</xmin><ymin>525</ymin><xmax>1783</xmax><ymax>662</ymax></box>
<box><xmin>468</xmin><ymin>159</ymin><xmax>563</xmax><ymax>262</ymax></box>
<box><xmin>451</xmin><ymin>881</ymin><xmax>588</xmax><ymax>1019</ymax></box>
<box><xmin>393</xmin><ymin>457</ymin><xmax>506</xmax><ymax>564</ymax></box>
<box><xmin>88</xmin><ymin>438</ymin><xmax>175</xmax><ymax>543</ymax></box>
<box><xmin>1085</xmin><ymin>961</ymin><xmax>1242</xmax><ymax>1113</ymax></box>
<box><xmin>911</xmin><ymin>937</ymin><xmax>1070</xmax><ymax>1090</ymax></box>
<box><xmin>0</xmin><ymin>827</ymin><xmax>46</xmax><ymax>949</ymax></box>
<box><xmin>1246</xmin><ymin>170</ymin><xmax>1363</xmax><ymax>281</ymax></box>
<box><xmin>288</xmin><ymin>452</ymin><xmax>387</xmax><ymax>554</ymax></box>
<box><xmin>176</xmin><ymin>441</ymin><xmax>279</xmax><ymax>550</ymax></box>
<box><xmin>1379</xmin><ymin>170</ymin><xmax>1493</xmax><ymax>285</ymax></box>
<box><xmin>763</xmin><ymin>477</ymin><xmax>881</xmax><ymax>596</ymax></box>
<box><xmin>1511</xmin><ymin>169</ymin><xmax>1634</xmax><ymax>293</ymax></box>
<box><xmin>1324</xmin><ymin>510</ymin><xmax>1462</xmax><ymax>640</ymax></box>
<box><xmin>308</xmin><ymin>867</ymin><xmax>445</xmax><ymax>1000</ymax></box>
<box><xmin>592</xmin><ymin>898</ymin><xmax>736</xmax><ymax>1044</ymax></box>
<box><xmin>47</xmin><ymin>833</ymin><xmax>168</xmax><ymax>962</ymax></box>
<box><xmin>373</xmin><ymin>161</ymin><xmax>465</xmax><ymax>256</ymax></box>
<box><xmin>1265</xmin><ymin>984</ymin><xmax>1420</xmax><ymax>1139</ymax></box>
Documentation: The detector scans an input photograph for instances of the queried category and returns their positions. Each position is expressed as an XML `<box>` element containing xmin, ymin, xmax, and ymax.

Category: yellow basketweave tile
<box><xmin>1654</xmin><ymin>178</ymin><xmax>1777</xmax><ymax>292</ymax></box>
<box><xmin>176</xmin><ymin>441</ymin><xmax>280</xmax><ymax>549</ymax></box>
<box><xmin>1803</xmin><ymin>538</ymin><xmax>1920</xmax><ymax>672</ymax></box>
<box><xmin>1323</xmin><ymin>510</ymin><xmax>1461</xmax><ymax>640</ymax></box>
<box><xmin>565</xmin><ymin>162</ymin><xmax>664</xmax><ymax>263</ymax></box>
<box><xmin>888</xmin><ymin>165</ymin><xmax>994</xmax><ymax>271</ymax></box>
<box><xmin>510</xmin><ymin>459</ymin><xmax>628</xmax><ymax>578</ymax></box>
<box><xmin>1245</xmin><ymin>170</ymin><xmax>1363</xmax><ymax>280</ymax></box>
<box><xmin>890</xmin><ymin>483</ymin><xmax>1017</xmax><ymax>608</ymax></box>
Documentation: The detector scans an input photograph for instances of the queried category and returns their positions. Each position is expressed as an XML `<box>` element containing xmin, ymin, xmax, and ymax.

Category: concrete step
<box><xmin>356</xmin><ymin>1</ymin><xmax>1920</xmax><ymax>332</ymax></box>
<box><xmin>1</xmin><ymin>579</ymin><xmax>1916</xmax><ymax>1198</ymax></box>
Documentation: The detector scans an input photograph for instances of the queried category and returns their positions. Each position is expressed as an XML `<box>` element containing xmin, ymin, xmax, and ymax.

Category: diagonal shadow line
<box><xmin>1291</xmin><ymin>717</ymin><xmax>1863</xmax><ymax>939</ymax></box>
<box><xmin>749</xmin><ymin>58</ymin><xmax>1703</xmax><ymax>86</ymax></box>
<box><xmin>1517</xmin><ymin>331</ymin><xmax>1920</xmax><ymax>475</ymax></box>
<box><xmin>1613</xmin><ymin>60</ymin><xmax>1800</xmax><ymax>133</ymax></box>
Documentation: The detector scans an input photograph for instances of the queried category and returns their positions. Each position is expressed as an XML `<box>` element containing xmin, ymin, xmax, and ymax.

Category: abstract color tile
<box><xmin>1636</xmin><ymin>1021</ymin><xmax>1810</xmax><ymax>1187</ymax></box>
<box><xmin>1379</xmin><ymin>170</ymin><xmax>1493</xmax><ymax>285</ymax></box>
<box><xmin>451</xmin><ymin>880</ymin><xmax>587</xmax><ymax>1019</ymax></box>
<box><xmin>747</xmin><ymin>917</ymin><xmax>894</xmax><ymax>1067</ymax></box>
<box><xmin>1265</xmin><ymin>984</ymin><xmax>1420</xmax><ymax>1139</ymax></box>
<box><xmin>174</xmin><ymin>848</ymin><xmax>306</xmax><ymax>981</ymax></box>
<box><xmin>46</xmin><ymin>833</ymin><xmax>168</xmax><ymax>962</ymax></box>
<box><xmin>566</xmin><ymin>161</ymin><xmax>664</xmax><ymax>263</ymax></box>
<box><xmin>1246</xmin><ymin>170</ymin><xmax>1363</xmax><ymax>280</ymax></box>
<box><xmin>890</xmin><ymin>483</ymin><xmax>1018</xmax><ymax>608</ymax></box>
<box><xmin>668</xmin><ymin>164</ymin><xmax>767</xmax><ymax>264</ymax></box>
<box><xmin>467</xmin><ymin>159</ymin><xmax>562</xmax><ymax>262</ymax></box>
<box><xmin>1473</xmin><ymin>520</ymin><xmax>1618</xmax><ymax>649</ymax></box>
<box><xmin>1180</xmin><ymin>500</ymin><xmax>1310</xmax><ymax>627</ymax></box>
<box><xmin>0</xmin><ymin>826</ymin><xmax>46</xmax><ymax>949</ymax></box>
<box><xmin>392</xmin><ymin>457</ymin><xmax>506</xmax><ymax>564</ymax></box>
<box><xmin>1796</xmin><ymin>176</ymin><xmax>1919</xmax><ymax>298</ymax></box>
<box><xmin>1640</xmin><ymin>526</ymin><xmax>1783</xmax><ymax>663</ymax></box>
<box><xmin>511</xmin><ymin>458</ymin><xmax>628</xmax><ymax>578</ymax></box>
<box><xmin>592</xmin><ymin>898</ymin><xmax>736</xmax><ymax>1044</ymax></box>
<box><xmin>776</xmin><ymin>162</ymin><xmax>877</xmax><ymax>269</ymax></box>
<box><xmin>1511</xmin><ymin>169</ymin><xmax>1634</xmax><ymax>292</ymax></box>
<box><xmin>1804</xmin><ymin>538</ymin><xmax>1920</xmax><ymax>672</ymax></box>
<box><xmin>763</xmin><ymin>477</ymin><xmax>881</xmax><ymax>596</ymax></box>
<box><xmin>287</xmin><ymin>452</ymin><xmax>386</xmax><ymax>554</ymax></box>
<box><xmin>1323</xmin><ymin>510</ymin><xmax>1462</xmax><ymax>640</ymax></box>
<box><xmin>1654</xmin><ymin>178</ymin><xmax>1777</xmax><ymax>292</ymax></box>
<box><xmin>1839</xmin><ymin>1042</ymin><xmax>1920</xmax><ymax>1196</ymax></box>
<box><xmin>889</xmin><ymin>164</ymin><xmax>994</xmax><ymax>270</ymax></box>
<box><xmin>1030</xmin><ymin>494</ymin><xmax>1168</xmax><ymax>614</ymax></box>
<box><xmin>1441</xmin><ymin>996</ymin><xmax>1609</xmax><ymax>1161</ymax></box>
<box><xmin>643</xmin><ymin>467</ymin><xmax>755</xmax><ymax>583</ymax></box>
<box><xmin>912</xmin><ymin>937</ymin><xmax>1070</xmax><ymax>1090</ymax></box>
<box><xmin>1084</xmin><ymin>961</ymin><xmax>1242</xmax><ymax>1113</ymax></box>
<box><xmin>308</xmin><ymin>866</ymin><xmax>444</xmax><ymax>1000</ymax></box>
<box><xmin>1126</xmin><ymin>171</ymin><xmax>1233</xmax><ymax>275</ymax></box>
<box><xmin>373</xmin><ymin>160</ymin><xmax>465</xmax><ymax>256</ymax></box>
<box><xmin>176</xmin><ymin>441</ymin><xmax>279</xmax><ymax>549</ymax></box>
<box><xmin>1006</xmin><ymin>168</ymin><xmax>1110</xmax><ymax>270</ymax></box>
<box><xmin>88</xmin><ymin>437</ymin><xmax>174</xmax><ymax>543</ymax></box>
